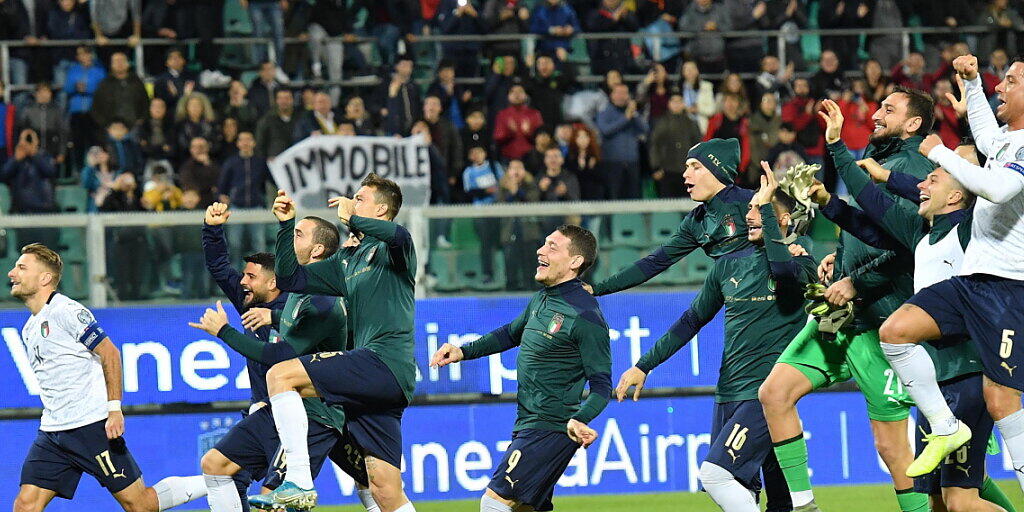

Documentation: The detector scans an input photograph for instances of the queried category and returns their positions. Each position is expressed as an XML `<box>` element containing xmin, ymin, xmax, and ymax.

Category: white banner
<box><xmin>269</xmin><ymin>134</ymin><xmax>431</xmax><ymax>208</ymax></box>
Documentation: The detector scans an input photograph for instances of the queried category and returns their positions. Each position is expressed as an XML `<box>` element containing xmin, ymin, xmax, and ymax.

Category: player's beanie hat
<box><xmin>686</xmin><ymin>138</ymin><xmax>740</xmax><ymax>185</ymax></box>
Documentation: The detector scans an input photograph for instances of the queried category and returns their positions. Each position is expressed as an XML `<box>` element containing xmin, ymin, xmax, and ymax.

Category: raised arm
<box><xmin>928</xmin><ymin>139</ymin><xmax>1024</xmax><ymax>204</ymax></box>
<box><xmin>459</xmin><ymin>296</ymin><xmax>533</xmax><ymax>360</ymax></box>
<box><xmin>202</xmin><ymin>205</ymin><xmax>246</xmax><ymax>311</ymax></box>
<box><xmin>635</xmin><ymin>269</ymin><xmax>723</xmax><ymax>374</ymax></box>
<box><xmin>591</xmin><ymin>214</ymin><xmax>701</xmax><ymax>295</ymax></box>
<box><xmin>275</xmin><ymin>218</ymin><xmax>348</xmax><ymax>296</ymax></box>
<box><xmin>958</xmin><ymin>60</ymin><xmax>1001</xmax><ymax>157</ymax></box>
<box><xmin>348</xmin><ymin>215</ymin><xmax>415</xmax><ymax>273</ymax></box>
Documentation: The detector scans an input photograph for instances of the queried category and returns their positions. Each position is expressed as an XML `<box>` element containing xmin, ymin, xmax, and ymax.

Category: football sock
<box><xmin>995</xmin><ymin>408</ymin><xmax>1024</xmax><ymax>492</ymax></box>
<box><xmin>894</xmin><ymin>488</ymin><xmax>929</xmax><ymax>512</ymax></box>
<box><xmin>269</xmin><ymin>391</ymin><xmax>314</xmax><ymax>489</ymax></box>
<box><xmin>480</xmin><ymin>495</ymin><xmax>513</xmax><ymax>512</ymax></box>
<box><xmin>204</xmin><ymin>474</ymin><xmax>243</xmax><ymax>512</ymax></box>
<box><xmin>357</xmin><ymin>488</ymin><xmax>380</xmax><ymax>512</ymax></box>
<box><xmin>881</xmin><ymin>342</ymin><xmax>958</xmax><ymax>435</ymax></box>
<box><xmin>395</xmin><ymin>502</ymin><xmax>417</xmax><ymax>512</ymax></box>
<box><xmin>699</xmin><ymin>461</ymin><xmax>759</xmax><ymax>511</ymax></box>
<box><xmin>773</xmin><ymin>434</ymin><xmax>814</xmax><ymax>506</ymax></box>
<box><xmin>981</xmin><ymin>475</ymin><xmax>1017</xmax><ymax>512</ymax></box>
<box><xmin>154</xmin><ymin>475</ymin><xmax>208</xmax><ymax>510</ymax></box>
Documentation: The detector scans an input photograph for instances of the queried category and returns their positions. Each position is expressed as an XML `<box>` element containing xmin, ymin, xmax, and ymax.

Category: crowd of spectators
<box><xmin>0</xmin><ymin>0</ymin><xmax>1018</xmax><ymax>294</ymax></box>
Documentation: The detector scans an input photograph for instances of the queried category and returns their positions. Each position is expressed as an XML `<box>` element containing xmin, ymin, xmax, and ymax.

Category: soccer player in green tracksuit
<box><xmin>617</xmin><ymin>165</ymin><xmax>815</xmax><ymax>512</ymax></box>
<box><xmin>430</xmin><ymin>225</ymin><xmax>610</xmax><ymax>512</ymax></box>
<box><xmin>809</xmin><ymin>124</ymin><xmax>1017</xmax><ymax>512</ymax></box>
<box><xmin>259</xmin><ymin>174</ymin><xmax>418</xmax><ymax>512</ymax></box>
<box><xmin>757</xmin><ymin>88</ymin><xmax>939</xmax><ymax>512</ymax></box>
<box><xmin>189</xmin><ymin>209</ymin><xmax>377</xmax><ymax>512</ymax></box>
<box><xmin>589</xmin><ymin>138</ymin><xmax>754</xmax><ymax>297</ymax></box>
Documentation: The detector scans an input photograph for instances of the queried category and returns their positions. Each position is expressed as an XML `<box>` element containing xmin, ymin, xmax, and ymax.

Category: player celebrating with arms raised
<box><xmin>881</xmin><ymin>53</ymin><xmax>1024</xmax><ymax>492</ymax></box>
<box><xmin>10</xmin><ymin>243</ymin><xmax>203</xmax><ymax>512</ymax></box>
<box><xmin>430</xmin><ymin>224</ymin><xmax>610</xmax><ymax>512</ymax></box>
<box><xmin>617</xmin><ymin>164</ymin><xmax>815</xmax><ymax>512</ymax></box>
<box><xmin>259</xmin><ymin>174</ymin><xmax>417</xmax><ymax>512</ymax></box>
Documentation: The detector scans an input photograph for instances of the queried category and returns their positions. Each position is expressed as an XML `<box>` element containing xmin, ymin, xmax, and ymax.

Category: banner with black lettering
<box><xmin>269</xmin><ymin>134</ymin><xmax>431</xmax><ymax>208</ymax></box>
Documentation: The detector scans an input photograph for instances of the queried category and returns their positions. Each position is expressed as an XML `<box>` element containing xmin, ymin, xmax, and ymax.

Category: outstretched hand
<box><xmin>328</xmin><ymin>196</ymin><xmax>355</xmax><ymax>223</ymax></box>
<box><xmin>273</xmin><ymin>190</ymin><xmax>296</xmax><ymax>221</ymax></box>
<box><xmin>205</xmin><ymin>202</ymin><xmax>231</xmax><ymax>225</ymax></box>
<box><xmin>752</xmin><ymin>161</ymin><xmax>779</xmax><ymax>206</ymax></box>
<box><xmin>567</xmin><ymin>418</ymin><xmax>598</xmax><ymax>448</ymax></box>
<box><xmin>615</xmin><ymin>366</ymin><xmax>648</xmax><ymax>402</ymax></box>
<box><xmin>189</xmin><ymin>301</ymin><xmax>230</xmax><ymax>336</ymax></box>
<box><xmin>430</xmin><ymin>342</ymin><xmax>464</xmax><ymax>368</ymax></box>
<box><xmin>818</xmin><ymin>99</ymin><xmax>845</xmax><ymax>144</ymax></box>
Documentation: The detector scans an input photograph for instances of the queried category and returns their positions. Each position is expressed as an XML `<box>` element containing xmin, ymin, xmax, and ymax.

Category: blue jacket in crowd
<box><xmin>218</xmin><ymin>154</ymin><xmax>274</xmax><ymax>208</ymax></box>
<box><xmin>596</xmin><ymin>105</ymin><xmax>648</xmax><ymax>164</ymax></box>
<box><xmin>530</xmin><ymin>1</ymin><xmax>581</xmax><ymax>54</ymax></box>
<box><xmin>64</xmin><ymin>64</ymin><xmax>106</xmax><ymax>114</ymax></box>
<box><xmin>463</xmin><ymin>159</ymin><xmax>504</xmax><ymax>205</ymax></box>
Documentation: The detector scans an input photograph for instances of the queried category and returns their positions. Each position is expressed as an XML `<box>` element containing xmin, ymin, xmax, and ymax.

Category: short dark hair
<box><xmin>892</xmin><ymin>86</ymin><xmax>935</xmax><ymax>136</ymax></box>
<box><xmin>437</xmin><ymin>58</ymin><xmax>455</xmax><ymax>70</ymax></box>
<box><xmin>34</xmin><ymin>82</ymin><xmax>51</xmax><ymax>92</ymax></box>
<box><xmin>243</xmin><ymin>252</ymin><xmax>276</xmax><ymax>273</ymax></box>
<box><xmin>362</xmin><ymin>173</ymin><xmax>403</xmax><ymax>220</ymax></box>
<box><xmin>302</xmin><ymin>216</ymin><xmax>341</xmax><ymax>259</ymax></box>
<box><xmin>21</xmin><ymin>243</ymin><xmax>62</xmax><ymax>285</ymax></box>
<box><xmin>166</xmin><ymin>47</ymin><xmax>185</xmax><ymax>60</ymax></box>
<box><xmin>275</xmin><ymin>88</ymin><xmax>293</xmax><ymax>99</ymax></box>
<box><xmin>772</xmin><ymin>190</ymin><xmax>797</xmax><ymax>214</ymax></box>
<box><xmin>556</xmin><ymin>224</ymin><xmax>598</xmax><ymax>276</ymax></box>
<box><xmin>108</xmin><ymin>117</ymin><xmax>127</xmax><ymax>128</ymax></box>
<box><xmin>780</xmin><ymin>121</ymin><xmax>795</xmax><ymax>132</ymax></box>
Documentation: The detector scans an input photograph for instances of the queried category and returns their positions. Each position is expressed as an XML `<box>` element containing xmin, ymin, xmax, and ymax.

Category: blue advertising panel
<box><xmin>0</xmin><ymin>292</ymin><xmax>723</xmax><ymax>407</ymax></box>
<box><xmin>1</xmin><ymin>394</ymin><xmax>1018</xmax><ymax>510</ymax></box>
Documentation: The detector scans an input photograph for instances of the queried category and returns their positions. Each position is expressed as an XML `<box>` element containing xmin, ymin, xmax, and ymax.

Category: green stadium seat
<box><xmin>801</xmin><ymin>0</ymin><xmax>821</xmax><ymax>64</ymax></box>
<box><xmin>649</xmin><ymin>212</ymin><xmax>682</xmax><ymax>243</ymax></box>
<box><xmin>56</xmin><ymin>186</ymin><xmax>87</xmax><ymax>212</ymax></box>
<box><xmin>428</xmin><ymin>250</ymin><xmax>463</xmax><ymax>292</ymax></box>
<box><xmin>449</xmin><ymin>218</ymin><xmax>480</xmax><ymax>250</ymax></box>
<box><xmin>683</xmin><ymin>251</ymin><xmax>714</xmax><ymax>285</ymax></box>
<box><xmin>0</xmin><ymin>184</ymin><xmax>10</xmax><ymax>213</ymax></box>
<box><xmin>610</xmin><ymin>213</ymin><xmax>648</xmax><ymax>248</ymax></box>
<box><xmin>608</xmin><ymin>247</ymin><xmax>643</xmax><ymax>277</ymax></box>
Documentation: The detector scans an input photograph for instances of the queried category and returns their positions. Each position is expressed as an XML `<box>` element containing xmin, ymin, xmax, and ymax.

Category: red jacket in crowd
<box><xmin>703</xmin><ymin>113</ymin><xmax>751</xmax><ymax>172</ymax></box>
<box><xmin>782</xmin><ymin>96</ymin><xmax>825</xmax><ymax>158</ymax></box>
<box><xmin>494</xmin><ymin>104</ymin><xmax>544</xmax><ymax>160</ymax></box>
<box><xmin>890</xmin><ymin>61</ymin><xmax>953</xmax><ymax>93</ymax></box>
<box><xmin>934</xmin><ymin>103</ymin><xmax>962</xmax><ymax>150</ymax></box>
<box><xmin>838</xmin><ymin>98</ymin><xmax>877</xmax><ymax>151</ymax></box>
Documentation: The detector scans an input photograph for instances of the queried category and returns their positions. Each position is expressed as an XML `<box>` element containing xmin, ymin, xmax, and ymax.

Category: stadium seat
<box><xmin>608</xmin><ymin>247</ymin><xmax>643</xmax><ymax>278</ymax></box>
<box><xmin>428</xmin><ymin>250</ymin><xmax>463</xmax><ymax>292</ymax></box>
<box><xmin>683</xmin><ymin>251</ymin><xmax>714</xmax><ymax>285</ymax></box>
<box><xmin>0</xmin><ymin>184</ymin><xmax>10</xmax><ymax>213</ymax></box>
<box><xmin>449</xmin><ymin>218</ymin><xmax>480</xmax><ymax>250</ymax></box>
<box><xmin>56</xmin><ymin>186</ymin><xmax>87</xmax><ymax>213</ymax></box>
<box><xmin>610</xmin><ymin>213</ymin><xmax>648</xmax><ymax>248</ymax></box>
<box><xmin>649</xmin><ymin>212</ymin><xmax>681</xmax><ymax>243</ymax></box>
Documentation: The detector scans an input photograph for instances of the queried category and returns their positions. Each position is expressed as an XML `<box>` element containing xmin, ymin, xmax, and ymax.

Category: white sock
<box><xmin>358</xmin><ymin>488</ymin><xmax>380</xmax><ymax>512</ymax></box>
<box><xmin>995</xmin><ymin>408</ymin><xmax>1024</xmax><ymax>491</ymax></box>
<box><xmin>698</xmin><ymin>461</ymin><xmax>759</xmax><ymax>511</ymax></box>
<box><xmin>395</xmin><ymin>502</ymin><xmax>417</xmax><ymax>512</ymax></box>
<box><xmin>204</xmin><ymin>474</ymin><xmax>243</xmax><ymax>512</ymax></box>
<box><xmin>791</xmin><ymin>489</ymin><xmax>814</xmax><ymax>507</ymax></box>
<box><xmin>480</xmin><ymin>494</ymin><xmax>513</xmax><ymax>512</ymax></box>
<box><xmin>269</xmin><ymin>391</ymin><xmax>313</xmax><ymax>489</ymax></box>
<box><xmin>881</xmin><ymin>342</ymin><xmax>958</xmax><ymax>435</ymax></box>
<box><xmin>154</xmin><ymin>475</ymin><xmax>208</xmax><ymax>510</ymax></box>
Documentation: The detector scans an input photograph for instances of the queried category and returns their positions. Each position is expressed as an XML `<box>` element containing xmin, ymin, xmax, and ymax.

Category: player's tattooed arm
<box><xmin>93</xmin><ymin>338</ymin><xmax>125</xmax><ymax>439</ymax></box>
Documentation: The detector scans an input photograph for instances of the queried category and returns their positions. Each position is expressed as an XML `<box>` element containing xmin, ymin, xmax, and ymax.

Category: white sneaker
<box><xmin>275</xmin><ymin>66</ymin><xmax>290</xmax><ymax>84</ymax></box>
<box><xmin>435</xmin><ymin>235</ymin><xmax>452</xmax><ymax>249</ymax></box>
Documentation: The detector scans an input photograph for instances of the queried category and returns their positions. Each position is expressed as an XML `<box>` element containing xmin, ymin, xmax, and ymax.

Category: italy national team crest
<box><xmin>40</xmin><ymin>321</ymin><xmax>49</xmax><ymax>338</ymax></box>
<box><xmin>548</xmin><ymin>313</ymin><xmax>565</xmax><ymax>334</ymax></box>
<box><xmin>722</xmin><ymin>215</ymin><xmax>738</xmax><ymax>236</ymax></box>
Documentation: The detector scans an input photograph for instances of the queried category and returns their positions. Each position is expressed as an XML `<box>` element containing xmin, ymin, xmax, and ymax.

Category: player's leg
<box><xmin>364</xmin><ymin>455</ymin><xmax>414</xmax><ymax>512</ymax></box>
<box><xmin>871</xmin><ymin>419</ymin><xmax>928</xmax><ymax>512</ymax></box>
<box><xmin>146</xmin><ymin>475</ymin><xmax>209</xmax><ymax>511</ymax></box>
<box><xmin>200</xmin><ymin>450</ymin><xmax>247</xmax><ymax>512</ymax></box>
<box><xmin>12</xmin><ymin>485</ymin><xmax>57</xmax><ymax>512</ymax></box>
<box><xmin>941</xmin><ymin>487</ymin><xmax>1008</xmax><ymax>512</ymax></box>
<box><xmin>983</xmin><ymin>376</ymin><xmax>1024</xmax><ymax>490</ymax></box>
<box><xmin>482</xmin><ymin>429</ymin><xmax>577</xmax><ymax>512</ymax></box>
<box><xmin>324</xmin><ymin>431</ymin><xmax>379</xmax><ymax>512</ymax></box>
<box><xmin>759</xmin><ymin>451</ymin><xmax>794</xmax><ymax>512</ymax></box>
<box><xmin>263</xmin><ymin>357</ymin><xmax>322</xmax><ymax>494</ymax></box>
<box><xmin>980</xmin><ymin>475</ymin><xmax>1018</xmax><ymax>512</ymax></box>
<box><xmin>759</xmin><ymin>318</ymin><xmax>843</xmax><ymax>509</ymax></box>
<box><xmin>700</xmin><ymin>401</ymin><xmax>770</xmax><ymax>512</ymax></box>
<box><xmin>203</xmin><ymin>408</ymin><xmax>278</xmax><ymax>512</ymax></box>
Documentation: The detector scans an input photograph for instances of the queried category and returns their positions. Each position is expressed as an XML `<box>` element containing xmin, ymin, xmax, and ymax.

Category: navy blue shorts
<box><xmin>20</xmin><ymin>419</ymin><xmax>142</xmax><ymax>499</ymax></box>
<box><xmin>908</xmin><ymin>275</ymin><xmax>1024</xmax><ymax>391</ymax></box>
<box><xmin>487</xmin><ymin>429</ymin><xmax>580</xmax><ymax>512</ymax></box>
<box><xmin>705</xmin><ymin>399</ymin><xmax>773</xmax><ymax>492</ymax></box>
<box><xmin>215</xmin><ymin>407</ymin><xmax>338</xmax><ymax>487</ymax></box>
<box><xmin>913</xmin><ymin>373</ymin><xmax>991</xmax><ymax>493</ymax></box>
<box><xmin>300</xmin><ymin>348</ymin><xmax>406</xmax><ymax>469</ymax></box>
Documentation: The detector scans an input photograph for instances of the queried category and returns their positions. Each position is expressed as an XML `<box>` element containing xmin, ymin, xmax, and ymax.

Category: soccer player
<box><xmin>191</xmin><ymin>205</ymin><xmax>377</xmax><ymax>512</ymax></box>
<box><xmin>758</xmin><ymin>87</ymin><xmax>938</xmax><ymax>512</ymax></box>
<box><xmin>9</xmin><ymin>243</ymin><xmax>202</xmax><ymax>512</ymax></box>
<box><xmin>808</xmin><ymin>129</ymin><xmax>1017</xmax><ymax>510</ymax></box>
<box><xmin>429</xmin><ymin>225</ymin><xmax>610</xmax><ymax>512</ymax></box>
<box><xmin>880</xmin><ymin>53</ymin><xmax>1024</xmax><ymax>493</ymax></box>
<box><xmin>617</xmin><ymin>165</ymin><xmax>813</xmax><ymax>512</ymax></box>
<box><xmin>260</xmin><ymin>174</ymin><xmax>417</xmax><ymax>512</ymax></box>
<box><xmin>587</xmin><ymin>138</ymin><xmax>752</xmax><ymax>297</ymax></box>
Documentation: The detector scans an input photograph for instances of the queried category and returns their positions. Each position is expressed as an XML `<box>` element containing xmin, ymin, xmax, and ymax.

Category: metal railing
<box><xmin>0</xmin><ymin>24</ymin><xmax>998</xmax><ymax>101</ymax></box>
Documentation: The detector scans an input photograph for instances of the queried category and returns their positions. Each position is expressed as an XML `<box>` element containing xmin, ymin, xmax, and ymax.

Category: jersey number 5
<box><xmin>1001</xmin><ymin>330</ymin><xmax>1015</xmax><ymax>359</ymax></box>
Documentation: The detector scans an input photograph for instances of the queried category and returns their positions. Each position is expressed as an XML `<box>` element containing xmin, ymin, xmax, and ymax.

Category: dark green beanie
<box><xmin>686</xmin><ymin>138</ymin><xmax>741</xmax><ymax>185</ymax></box>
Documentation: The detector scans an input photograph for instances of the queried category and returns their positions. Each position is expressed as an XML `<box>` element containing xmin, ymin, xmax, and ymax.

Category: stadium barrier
<box><xmin>0</xmin><ymin>293</ymin><xmax>1019</xmax><ymax>509</ymax></box>
<box><xmin>0</xmin><ymin>24</ymin><xmax>996</xmax><ymax>100</ymax></box>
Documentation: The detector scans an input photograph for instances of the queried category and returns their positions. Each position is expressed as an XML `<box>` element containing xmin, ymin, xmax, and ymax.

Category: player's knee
<box><xmin>871</xmin><ymin>435</ymin><xmax>906</xmax><ymax>463</ymax></box>
<box><xmin>200</xmin><ymin>449</ymin><xmax>230</xmax><ymax>475</ymax></box>
<box><xmin>983</xmin><ymin>383</ymin><xmax>1022</xmax><ymax>420</ymax></box>
<box><xmin>940</xmin><ymin>490</ymin><xmax>977</xmax><ymax>512</ymax></box>
<box><xmin>697</xmin><ymin>461</ymin><xmax>733</xmax><ymax>486</ymax></box>
<box><xmin>758</xmin><ymin>380</ymin><xmax>793</xmax><ymax>412</ymax></box>
<box><xmin>879</xmin><ymin>316</ymin><xmax>917</xmax><ymax>345</ymax></box>
<box><xmin>13</xmin><ymin>493</ymin><xmax>41</xmax><ymax>512</ymax></box>
<box><xmin>369</xmin><ymin>484</ymin><xmax>402</xmax><ymax>510</ymax></box>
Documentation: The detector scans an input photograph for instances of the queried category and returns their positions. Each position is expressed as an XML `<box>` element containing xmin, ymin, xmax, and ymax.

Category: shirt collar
<box><xmin>929</xmin><ymin>208</ymin><xmax>969</xmax><ymax>243</ymax></box>
<box><xmin>545</xmin><ymin>277</ymin><xmax>582</xmax><ymax>294</ymax></box>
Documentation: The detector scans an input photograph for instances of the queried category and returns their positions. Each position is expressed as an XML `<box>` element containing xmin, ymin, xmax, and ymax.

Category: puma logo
<box><xmin>943</xmin><ymin>260</ymin><xmax>954</xmax><ymax>267</ymax></box>
<box><xmin>111</xmin><ymin>468</ymin><xmax>126</xmax><ymax>479</ymax></box>
<box><xmin>727</xmin><ymin>448</ymin><xmax>739</xmax><ymax>463</ymax></box>
<box><xmin>1002</xmin><ymin>361</ymin><xmax>1018</xmax><ymax>377</ymax></box>
<box><xmin>729</xmin><ymin>277</ymin><xmax>743</xmax><ymax>288</ymax></box>
<box><xmin>1014</xmin><ymin>464</ymin><xmax>1024</xmax><ymax>476</ymax></box>
<box><xmin>504</xmin><ymin>476</ymin><xmax>519</xmax><ymax>488</ymax></box>
<box><xmin>955</xmin><ymin>465</ymin><xmax>970</xmax><ymax>477</ymax></box>
<box><xmin>309</xmin><ymin>351</ymin><xmax>342</xmax><ymax>363</ymax></box>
